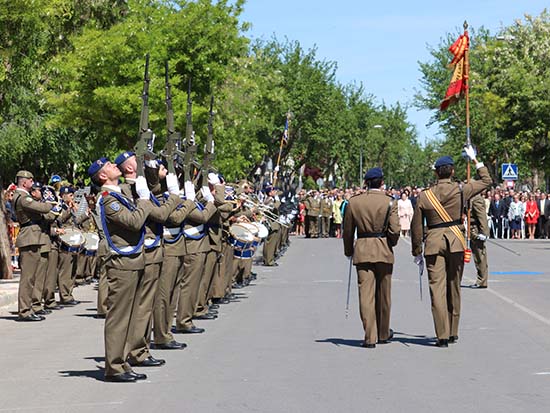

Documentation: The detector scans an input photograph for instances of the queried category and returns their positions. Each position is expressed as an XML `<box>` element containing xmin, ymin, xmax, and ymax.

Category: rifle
<box><xmin>200</xmin><ymin>95</ymin><xmax>216</xmax><ymax>187</ymax></box>
<box><xmin>162</xmin><ymin>61</ymin><xmax>185</xmax><ymax>175</ymax></box>
<box><xmin>183</xmin><ymin>78</ymin><xmax>199</xmax><ymax>183</ymax></box>
<box><xmin>133</xmin><ymin>53</ymin><xmax>156</xmax><ymax>177</ymax></box>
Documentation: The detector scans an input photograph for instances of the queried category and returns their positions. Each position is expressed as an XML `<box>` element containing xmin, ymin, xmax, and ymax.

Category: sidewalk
<box><xmin>0</xmin><ymin>271</ymin><xmax>19</xmax><ymax>313</ymax></box>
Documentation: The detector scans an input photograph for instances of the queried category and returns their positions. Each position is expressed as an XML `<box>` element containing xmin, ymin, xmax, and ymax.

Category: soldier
<box><xmin>115</xmin><ymin>152</ymin><xmax>181</xmax><ymax>366</ymax></box>
<box><xmin>13</xmin><ymin>171</ymin><xmax>59</xmax><ymax>321</ymax></box>
<box><xmin>307</xmin><ymin>191</ymin><xmax>321</xmax><ymax>238</ymax></box>
<box><xmin>262</xmin><ymin>185</ymin><xmax>281</xmax><ymax>267</ymax></box>
<box><xmin>320</xmin><ymin>191</ymin><xmax>333</xmax><ymax>237</ymax></box>
<box><xmin>343</xmin><ymin>167</ymin><xmax>400</xmax><ymax>348</ymax></box>
<box><xmin>410</xmin><ymin>147</ymin><xmax>492</xmax><ymax>348</ymax></box>
<box><xmin>88</xmin><ymin>157</ymin><xmax>153</xmax><ymax>383</ymax></box>
<box><xmin>469</xmin><ymin>193</ymin><xmax>489</xmax><ymax>289</ymax></box>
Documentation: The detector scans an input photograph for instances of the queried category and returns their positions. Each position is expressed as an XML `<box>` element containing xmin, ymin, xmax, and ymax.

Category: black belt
<box><xmin>20</xmin><ymin>221</ymin><xmax>41</xmax><ymax>228</ymax></box>
<box><xmin>357</xmin><ymin>232</ymin><xmax>386</xmax><ymax>238</ymax></box>
<box><xmin>427</xmin><ymin>219</ymin><xmax>462</xmax><ymax>229</ymax></box>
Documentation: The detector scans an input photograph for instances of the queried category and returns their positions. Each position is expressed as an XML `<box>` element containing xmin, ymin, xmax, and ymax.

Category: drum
<box><xmin>83</xmin><ymin>232</ymin><xmax>100</xmax><ymax>255</ymax></box>
<box><xmin>59</xmin><ymin>227</ymin><xmax>85</xmax><ymax>253</ymax></box>
<box><xmin>233</xmin><ymin>248</ymin><xmax>255</xmax><ymax>259</ymax></box>
<box><xmin>250</xmin><ymin>222</ymin><xmax>269</xmax><ymax>239</ymax></box>
<box><xmin>229</xmin><ymin>223</ymin><xmax>258</xmax><ymax>250</ymax></box>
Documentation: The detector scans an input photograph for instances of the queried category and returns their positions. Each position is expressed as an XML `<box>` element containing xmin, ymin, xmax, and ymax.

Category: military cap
<box><xmin>364</xmin><ymin>167</ymin><xmax>384</xmax><ymax>181</ymax></box>
<box><xmin>50</xmin><ymin>175</ymin><xmax>61</xmax><ymax>184</ymax></box>
<box><xmin>114</xmin><ymin>151</ymin><xmax>135</xmax><ymax>166</ymax></box>
<box><xmin>59</xmin><ymin>186</ymin><xmax>75</xmax><ymax>195</ymax></box>
<box><xmin>16</xmin><ymin>170</ymin><xmax>34</xmax><ymax>179</ymax></box>
<box><xmin>434</xmin><ymin>156</ymin><xmax>454</xmax><ymax>168</ymax></box>
<box><xmin>88</xmin><ymin>157</ymin><xmax>109</xmax><ymax>177</ymax></box>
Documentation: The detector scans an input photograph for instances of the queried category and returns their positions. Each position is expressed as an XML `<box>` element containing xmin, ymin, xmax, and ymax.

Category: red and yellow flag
<box><xmin>440</xmin><ymin>33</ymin><xmax>469</xmax><ymax>111</ymax></box>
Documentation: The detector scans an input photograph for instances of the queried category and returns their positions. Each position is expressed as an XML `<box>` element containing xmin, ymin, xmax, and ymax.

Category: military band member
<box><xmin>469</xmin><ymin>193</ymin><xmax>489</xmax><ymax>289</ymax></box>
<box><xmin>13</xmin><ymin>171</ymin><xmax>59</xmax><ymax>321</ymax></box>
<box><xmin>411</xmin><ymin>147</ymin><xmax>492</xmax><ymax>347</ymax></box>
<box><xmin>88</xmin><ymin>157</ymin><xmax>153</xmax><ymax>383</ymax></box>
<box><xmin>262</xmin><ymin>185</ymin><xmax>281</xmax><ymax>267</ymax></box>
<box><xmin>343</xmin><ymin>167</ymin><xmax>400</xmax><ymax>348</ymax></box>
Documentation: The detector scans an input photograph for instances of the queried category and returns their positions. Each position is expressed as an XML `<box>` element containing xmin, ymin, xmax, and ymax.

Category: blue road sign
<box><xmin>501</xmin><ymin>163</ymin><xmax>518</xmax><ymax>180</ymax></box>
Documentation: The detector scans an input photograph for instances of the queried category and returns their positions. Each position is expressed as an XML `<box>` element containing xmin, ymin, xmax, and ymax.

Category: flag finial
<box><xmin>463</xmin><ymin>20</ymin><xmax>468</xmax><ymax>30</ymax></box>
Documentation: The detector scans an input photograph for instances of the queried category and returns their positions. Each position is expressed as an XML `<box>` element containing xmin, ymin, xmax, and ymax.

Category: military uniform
<box><xmin>320</xmin><ymin>195</ymin><xmax>333</xmax><ymax>237</ymax></box>
<box><xmin>306</xmin><ymin>194</ymin><xmax>321</xmax><ymax>238</ymax></box>
<box><xmin>343</xmin><ymin>167</ymin><xmax>400</xmax><ymax>347</ymax></box>
<box><xmin>13</xmin><ymin>171</ymin><xmax>56</xmax><ymax>320</ymax></box>
<box><xmin>262</xmin><ymin>191</ymin><xmax>281</xmax><ymax>266</ymax></box>
<box><xmin>411</xmin><ymin>156</ymin><xmax>492</xmax><ymax>345</ymax></box>
<box><xmin>470</xmin><ymin>194</ymin><xmax>489</xmax><ymax>288</ymax></box>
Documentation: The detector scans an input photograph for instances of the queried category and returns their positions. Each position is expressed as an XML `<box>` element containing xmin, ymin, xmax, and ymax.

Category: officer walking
<box><xmin>410</xmin><ymin>146</ymin><xmax>492</xmax><ymax>347</ymax></box>
<box><xmin>343</xmin><ymin>167</ymin><xmax>400</xmax><ymax>348</ymax></box>
<box><xmin>469</xmin><ymin>193</ymin><xmax>489</xmax><ymax>289</ymax></box>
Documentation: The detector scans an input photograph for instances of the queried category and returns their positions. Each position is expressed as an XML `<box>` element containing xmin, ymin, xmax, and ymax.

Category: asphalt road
<box><xmin>1</xmin><ymin>236</ymin><xmax>550</xmax><ymax>412</ymax></box>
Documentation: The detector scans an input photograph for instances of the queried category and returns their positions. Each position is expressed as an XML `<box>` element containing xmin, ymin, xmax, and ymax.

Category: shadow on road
<box><xmin>315</xmin><ymin>338</ymin><xmax>364</xmax><ymax>348</ymax></box>
<box><xmin>84</xmin><ymin>356</ymin><xmax>105</xmax><ymax>362</ymax></box>
<box><xmin>74</xmin><ymin>313</ymin><xmax>104</xmax><ymax>319</ymax></box>
<box><xmin>59</xmin><ymin>366</ymin><xmax>104</xmax><ymax>382</ymax></box>
<box><xmin>0</xmin><ymin>315</ymin><xmax>20</xmax><ymax>321</ymax></box>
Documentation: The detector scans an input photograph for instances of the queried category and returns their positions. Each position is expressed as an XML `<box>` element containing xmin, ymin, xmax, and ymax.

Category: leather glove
<box><xmin>201</xmin><ymin>186</ymin><xmax>214</xmax><ymax>203</ymax></box>
<box><xmin>135</xmin><ymin>176</ymin><xmax>151</xmax><ymax>200</ymax></box>
<box><xmin>477</xmin><ymin>234</ymin><xmax>487</xmax><ymax>241</ymax></box>
<box><xmin>184</xmin><ymin>181</ymin><xmax>195</xmax><ymax>201</ymax></box>
<box><xmin>462</xmin><ymin>144</ymin><xmax>477</xmax><ymax>161</ymax></box>
<box><xmin>166</xmin><ymin>173</ymin><xmax>180</xmax><ymax>195</ymax></box>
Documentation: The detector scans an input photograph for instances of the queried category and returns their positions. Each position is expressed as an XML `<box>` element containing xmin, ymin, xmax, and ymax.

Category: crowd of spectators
<box><xmin>292</xmin><ymin>184</ymin><xmax>550</xmax><ymax>241</ymax></box>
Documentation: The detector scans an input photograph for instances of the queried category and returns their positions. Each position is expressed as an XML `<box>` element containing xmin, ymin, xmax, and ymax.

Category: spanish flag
<box><xmin>440</xmin><ymin>33</ymin><xmax>469</xmax><ymax>111</ymax></box>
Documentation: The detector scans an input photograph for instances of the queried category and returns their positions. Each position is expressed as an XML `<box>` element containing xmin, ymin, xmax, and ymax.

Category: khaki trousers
<box><xmin>57</xmin><ymin>250</ymin><xmax>76</xmax><ymax>303</ymax></box>
<box><xmin>307</xmin><ymin>216</ymin><xmax>319</xmax><ymax>237</ymax></box>
<box><xmin>426</xmin><ymin>251</ymin><xmax>464</xmax><ymax>340</ymax></box>
<box><xmin>18</xmin><ymin>246</ymin><xmax>43</xmax><ymax>318</ymax></box>
<box><xmin>127</xmin><ymin>260</ymin><xmax>161</xmax><ymax>363</ymax></box>
<box><xmin>195</xmin><ymin>250</ymin><xmax>218</xmax><ymax>316</ymax></box>
<box><xmin>356</xmin><ymin>262</ymin><xmax>393</xmax><ymax>345</ymax></box>
<box><xmin>96</xmin><ymin>256</ymin><xmax>108</xmax><ymax>316</ymax></box>
<box><xmin>234</xmin><ymin>258</ymin><xmax>253</xmax><ymax>284</ymax></box>
<box><xmin>153</xmin><ymin>255</ymin><xmax>184</xmax><ymax>345</ymax></box>
<box><xmin>104</xmin><ymin>267</ymin><xmax>141</xmax><ymax>376</ymax></box>
<box><xmin>321</xmin><ymin>216</ymin><xmax>331</xmax><ymax>237</ymax></box>
<box><xmin>43</xmin><ymin>248</ymin><xmax>59</xmax><ymax>308</ymax></box>
<box><xmin>263</xmin><ymin>230</ymin><xmax>279</xmax><ymax>265</ymax></box>
<box><xmin>31</xmin><ymin>251</ymin><xmax>49</xmax><ymax>312</ymax></box>
<box><xmin>176</xmin><ymin>252</ymin><xmax>206</xmax><ymax>330</ymax></box>
<box><xmin>210</xmin><ymin>243</ymin><xmax>230</xmax><ymax>299</ymax></box>
<box><xmin>222</xmin><ymin>244</ymin><xmax>235</xmax><ymax>296</ymax></box>
<box><xmin>471</xmin><ymin>239</ymin><xmax>488</xmax><ymax>287</ymax></box>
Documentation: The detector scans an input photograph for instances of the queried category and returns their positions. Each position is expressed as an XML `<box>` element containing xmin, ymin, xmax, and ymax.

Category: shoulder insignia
<box><xmin>25</xmin><ymin>196</ymin><xmax>33</xmax><ymax>201</ymax></box>
<box><xmin>102</xmin><ymin>191</ymin><xmax>109</xmax><ymax>197</ymax></box>
<box><xmin>110</xmin><ymin>201</ymin><xmax>121</xmax><ymax>212</ymax></box>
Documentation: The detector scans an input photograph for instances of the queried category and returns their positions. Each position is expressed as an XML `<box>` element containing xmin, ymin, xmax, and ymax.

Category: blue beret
<box><xmin>50</xmin><ymin>175</ymin><xmax>61</xmax><ymax>184</ymax></box>
<box><xmin>364</xmin><ymin>167</ymin><xmax>384</xmax><ymax>181</ymax></box>
<box><xmin>31</xmin><ymin>181</ymin><xmax>43</xmax><ymax>190</ymax></box>
<box><xmin>59</xmin><ymin>186</ymin><xmax>75</xmax><ymax>195</ymax></box>
<box><xmin>434</xmin><ymin>156</ymin><xmax>454</xmax><ymax>168</ymax></box>
<box><xmin>88</xmin><ymin>157</ymin><xmax>109</xmax><ymax>177</ymax></box>
<box><xmin>114</xmin><ymin>151</ymin><xmax>135</xmax><ymax>167</ymax></box>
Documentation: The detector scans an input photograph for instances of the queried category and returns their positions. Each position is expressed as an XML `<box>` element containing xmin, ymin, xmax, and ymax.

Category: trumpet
<box><xmin>238</xmin><ymin>194</ymin><xmax>291</xmax><ymax>228</ymax></box>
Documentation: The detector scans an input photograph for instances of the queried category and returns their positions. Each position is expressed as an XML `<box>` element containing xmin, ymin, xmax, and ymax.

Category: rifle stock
<box><xmin>162</xmin><ymin>61</ymin><xmax>185</xmax><ymax>176</ymax></box>
<box><xmin>133</xmin><ymin>53</ymin><xmax>156</xmax><ymax>177</ymax></box>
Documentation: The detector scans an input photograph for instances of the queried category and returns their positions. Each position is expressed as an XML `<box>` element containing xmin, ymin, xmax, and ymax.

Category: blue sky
<box><xmin>240</xmin><ymin>1</ymin><xmax>549</xmax><ymax>144</ymax></box>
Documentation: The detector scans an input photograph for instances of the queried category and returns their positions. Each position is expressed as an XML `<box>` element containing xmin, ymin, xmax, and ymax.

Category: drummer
<box><xmin>56</xmin><ymin>186</ymin><xmax>81</xmax><ymax>306</ymax></box>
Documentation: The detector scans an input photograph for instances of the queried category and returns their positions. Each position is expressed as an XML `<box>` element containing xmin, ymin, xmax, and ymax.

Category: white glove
<box><xmin>166</xmin><ymin>173</ymin><xmax>180</xmax><ymax>195</ymax></box>
<box><xmin>201</xmin><ymin>186</ymin><xmax>214</xmax><ymax>203</ymax></box>
<box><xmin>184</xmin><ymin>181</ymin><xmax>196</xmax><ymax>201</ymax></box>
<box><xmin>145</xmin><ymin>159</ymin><xmax>159</xmax><ymax>169</ymax></box>
<box><xmin>135</xmin><ymin>176</ymin><xmax>150</xmax><ymax>200</ymax></box>
<box><xmin>477</xmin><ymin>234</ymin><xmax>487</xmax><ymax>241</ymax></box>
<box><xmin>274</xmin><ymin>165</ymin><xmax>280</xmax><ymax>172</ymax></box>
<box><xmin>463</xmin><ymin>144</ymin><xmax>477</xmax><ymax>161</ymax></box>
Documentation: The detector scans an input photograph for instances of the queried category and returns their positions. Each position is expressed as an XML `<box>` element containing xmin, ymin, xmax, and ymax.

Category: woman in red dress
<box><xmin>524</xmin><ymin>193</ymin><xmax>540</xmax><ymax>239</ymax></box>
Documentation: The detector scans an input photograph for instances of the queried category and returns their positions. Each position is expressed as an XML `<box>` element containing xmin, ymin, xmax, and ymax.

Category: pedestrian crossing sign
<box><xmin>501</xmin><ymin>163</ymin><xmax>518</xmax><ymax>180</ymax></box>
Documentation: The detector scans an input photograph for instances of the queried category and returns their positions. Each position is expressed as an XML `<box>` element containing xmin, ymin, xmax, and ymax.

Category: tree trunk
<box><xmin>0</xmin><ymin>187</ymin><xmax>14</xmax><ymax>279</ymax></box>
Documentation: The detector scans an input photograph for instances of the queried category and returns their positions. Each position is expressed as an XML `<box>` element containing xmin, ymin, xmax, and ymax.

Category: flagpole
<box><xmin>273</xmin><ymin>111</ymin><xmax>290</xmax><ymax>187</ymax></box>
<box><xmin>464</xmin><ymin>20</ymin><xmax>472</xmax><ymax>252</ymax></box>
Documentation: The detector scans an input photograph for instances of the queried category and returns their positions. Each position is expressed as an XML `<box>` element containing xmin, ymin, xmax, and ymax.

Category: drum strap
<box><xmin>100</xmin><ymin>192</ymin><xmax>145</xmax><ymax>256</ymax></box>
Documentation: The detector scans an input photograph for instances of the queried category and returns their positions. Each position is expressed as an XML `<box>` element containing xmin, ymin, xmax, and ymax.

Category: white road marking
<box><xmin>314</xmin><ymin>280</ymin><xmax>343</xmax><ymax>283</ymax></box>
<box><xmin>0</xmin><ymin>402</ymin><xmax>124</xmax><ymax>411</ymax></box>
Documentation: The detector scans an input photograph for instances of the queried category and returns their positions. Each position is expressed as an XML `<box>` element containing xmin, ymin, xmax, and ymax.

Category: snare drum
<box><xmin>59</xmin><ymin>228</ymin><xmax>85</xmax><ymax>253</ymax></box>
<box><xmin>250</xmin><ymin>222</ymin><xmax>269</xmax><ymax>239</ymax></box>
<box><xmin>83</xmin><ymin>232</ymin><xmax>100</xmax><ymax>256</ymax></box>
<box><xmin>229</xmin><ymin>223</ymin><xmax>258</xmax><ymax>250</ymax></box>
